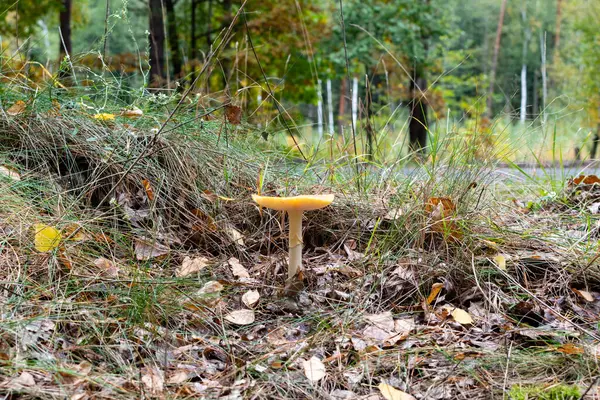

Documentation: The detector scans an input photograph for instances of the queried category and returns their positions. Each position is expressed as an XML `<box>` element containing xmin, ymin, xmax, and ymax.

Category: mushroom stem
<box><xmin>287</xmin><ymin>210</ymin><xmax>303</xmax><ymax>280</ymax></box>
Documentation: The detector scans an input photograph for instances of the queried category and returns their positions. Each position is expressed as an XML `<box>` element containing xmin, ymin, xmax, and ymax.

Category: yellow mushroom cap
<box><xmin>252</xmin><ymin>194</ymin><xmax>334</xmax><ymax>212</ymax></box>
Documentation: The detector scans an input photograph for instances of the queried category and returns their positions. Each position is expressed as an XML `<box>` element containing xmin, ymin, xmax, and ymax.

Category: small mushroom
<box><xmin>252</xmin><ymin>194</ymin><xmax>334</xmax><ymax>281</ymax></box>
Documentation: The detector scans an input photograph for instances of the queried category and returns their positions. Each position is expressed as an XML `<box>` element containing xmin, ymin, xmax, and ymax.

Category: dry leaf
<box><xmin>7</xmin><ymin>100</ymin><xmax>26</xmax><ymax>116</ymax></box>
<box><xmin>34</xmin><ymin>224</ymin><xmax>62</xmax><ymax>252</ymax></box>
<box><xmin>229</xmin><ymin>257</ymin><xmax>250</xmax><ymax>278</ymax></box>
<box><xmin>177</xmin><ymin>256</ymin><xmax>209</xmax><ymax>277</ymax></box>
<box><xmin>572</xmin><ymin>174</ymin><xmax>600</xmax><ymax>185</ymax></box>
<box><xmin>394</xmin><ymin>318</ymin><xmax>416</xmax><ymax>334</ymax></box>
<box><xmin>197</xmin><ymin>281</ymin><xmax>224</xmax><ymax>295</ymax></box>
<box><xmin>493</xmin><ymin>254</ymin><xmax>506</xmax><ymax>271</ymax></box>
<box><xmin>365</xmin><ymin>312</ymin><xmax>395</xmax><ymax>331</ymax></box>
<box><xmin>167</xmin><ymin>370</ymin><xmax>190</xmax><ymax>384</ymax></box>
<box><xmin>225</xmin><ymin>104</ymin><xmax>242</xmax><ymax>124</ymax></box>
<box><xmin>226</xmin><ymin>225</ymin><xmax>245</xmax><ymax>246</ymax></box>
<box><xmin>93</xmin><ymin>113</ymin><xmax>115</xmax><ymax>121</ymax></box>
<box><xmin>0</xmin><ymin>165</ymin><xmax>21</xmax><ymax>181</ymax></box>
<box><xmin>121</xmin><ymin>107</ymin><xmax>143</xmax><ymax>118</ymax></box>
<box><xmin>134</xmin><ymin>238</ymin><xmax>169</xmax><ymax>260</ymax></box>
<box><xmin>93</xmin><ymin>257</ymin><xmax>120</xmax><ymax>278</ymax></box>
<box><xmin>302</xmin><ymin>356</ymin><xmax>326</xmax><ymax>382</ymax></box>
<box><xmin>142</xmin><ymin>179</ymin><xmax>155</xmax><ymax>201</ymax></box>
<box><xmin>451</xmin><ymin>307</ymin><xmax>474</xmax><ymax>325</ymax></box>
<box><xmin>426</xmin><ymin>282</ymin><xmax>444</xmax><ymax>305</ymax></box>
<box><xmin>224</xmin><ymin>309</ymin><xmax>255</xmax><ymax>325</ymax></box>
<box><xmin>378</xmin><ymin>383</ymin><xmax>416</xmax><ymax>400</ymax></box>
<box><xmin>141</xmin><ymin>367</ymin><xmax>164</xmax><ymax>395</ymax></box>
<box><xmin>242</xmin><ymin>290</ymin><xmax>260</xmax><ymax>308</ymax></box>
<box><xmin>572</xmin><ymin>288</ymin><xmax>595</xmax><ymax>302</ymax></box>
<box><xmin>556</xmin><ymin>343</ymin><xmax>584</xmax><ymax>355</ymax></box>
<box><xmin>13</xmin><ymin>371</ymin><xmax>36</xmax><ymax>386</ymax></box>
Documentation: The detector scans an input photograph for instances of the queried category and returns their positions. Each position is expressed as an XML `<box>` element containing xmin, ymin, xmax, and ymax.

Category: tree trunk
<box><xmin>540</xmin><ymin>31</ymin><xmax>548</xmax><ymax>124</ymax></box>
<box><xmin>351</xmin><ymin>76</ymin><xmax>358</xmax><ymax>130</ymax></box>
<box><xmin>409</xmin><ymin>69</ymin><xmax>428</xmax><ymax>154</ymax></box>
<box><xmin>190</xmin><ymin>0</ymin><xmax>197</xmax><ymax>84</ymax></box>
<box><xmin>520</xmin><ymin>3</ymin><xmax>530</xmax><ymax>123</ymax></box>
<box><xmin>149</xmin><ymin>0</ymin><xmax>166</xmax><ymax>86</ymax></box>
<box><xmin>365</xmin><ymin>74</ymin><xmax>374</xmax><ymax>160</ymax></box>
<box><xmin>317</xmin><ymin>79</ymin><xmax>324</xmax><ymax>138</ymax></box>
<box><xmin>554</xmin><ymin>0</ymin><xmax>563</xmax><ymax>64</ymax></box>
<box><xmin>59</xmin><ymin>0</ymin><xmax>72</xmax><ymax>58</ymax></box>
<box><xmin>206</xmin><ymin>0</ymin><xmax>213</xmax><ymax>49</ymax></box>
<box><xmin>327</xmin><ymin>79</ymin><xmax>334</xmax><ymax>135</ymax></box>
<box><xmin>338</xmin><ymin>77</ymin><xmax>347</xmax><ymax>132</ymax></box>
<box><xmin>165</xmin><ymin>0</ymin><xmax>182</xmax><ymax>80</ymax></box>
<box><xmin>487</xmin><ymin>0</ymin><xmax>508</xmax><ymax>117</ymax></box>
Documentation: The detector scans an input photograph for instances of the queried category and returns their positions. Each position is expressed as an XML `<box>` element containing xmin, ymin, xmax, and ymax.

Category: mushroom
<box><xmin>252</xmin><ymin>194</ymin><xmax>334</xmax><ymax>280</ymax></box>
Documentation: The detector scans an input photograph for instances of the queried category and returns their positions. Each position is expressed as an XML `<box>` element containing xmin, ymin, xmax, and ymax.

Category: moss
<box><xmin>509</xmin><ymin>384</ymin><xmax>581</xmax><ymax>400</ymax></box>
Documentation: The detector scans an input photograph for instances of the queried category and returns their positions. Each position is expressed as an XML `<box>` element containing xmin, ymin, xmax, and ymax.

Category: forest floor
<box><xmin>0</xmin><ymin>95</ymin><xmax>599</xmax><ymax>400</ymax></box>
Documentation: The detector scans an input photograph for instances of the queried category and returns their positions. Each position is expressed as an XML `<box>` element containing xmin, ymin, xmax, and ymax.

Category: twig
<box><xmin>579</xmin><ymin>376</ymin><xmax>599</xmax><ymax>400</ymax></box>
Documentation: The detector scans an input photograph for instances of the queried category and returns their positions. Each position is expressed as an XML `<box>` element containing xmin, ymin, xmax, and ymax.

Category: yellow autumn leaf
<box><xmin>451</xmin><ymin>307</ymin><xmax>474</xmax><ymax>325</ymax></box>
<box><xmin>378</xmin><ymin>383</ymin><xmax>416</xmax><ymax>400</ymax></box>
<box><xmin>426</xmin><ymin>282</ymin><xmax>444</xmax><ymax>305</ymax></box>
<box><xmin>93</xmin><ymin>113</ymin><xmax>115</xmax><ymax>121</ymax></box>
<box><xmin>34</xmin><ymin>224</ymin><xmax>62</xmax><ymax>252</ymax></box>
<box><xmin>493</xmin><ymin>254</ymin><xmax>506</xmax><ymax>270</ymax></box>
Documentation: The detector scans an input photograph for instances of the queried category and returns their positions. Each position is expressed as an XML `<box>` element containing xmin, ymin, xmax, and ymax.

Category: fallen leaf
<box><xmin>378</xmin><ymin>383</ymin><xmax>415</xmax><ymax>400</ymax></box>
<box><xmin>167</xmin><ymin>370</ymin><xmax>190</xmax><ymax>384</ymax></box>
<box><xmin>383</xmin><ymin>208</ymin><xmax>403</xmax><ymax>221</ymax></box>
<box><xmin>134</xmin><ymin>238</ymin><xmax>169</xmax><ymax>260</ymax></box>
<box><xmin>426</xmin><ymin>282</ymin><xmax>444</xmax><ymax>305</ymax></box>
<box><xmin>93</xmin><ymin>113</ymin><xmax>115</xmax><ymax>121</ymax></box>
<box><xmin>121</xmin><ymin>107</ymin><xmax>143</xmax><ymax>118</ymax></box>
<box><xmin>0</xmin><ymin>165</ymin><xmax>21</xmax><ymax>181</ymax></box>
<box><xmin>394</xmin><ymin>318</ymin><xmax>416</xmax><ymax>334</ymax></box>
<box><xmin>7</xmin><ymin>100</ymin><xmax>27</xmax><ymax>116</ymax></box>
<box><xmin>363</xmin><ymin>326</ymin><xmax>393</xmax><ymax>342</ymax></box>
<box><xmin>34</xmin><ymin>224</ymin><xmax>62</xmax><ymax>252</ymax></box>
<box><xmin>365</xmin><ymin>312</ymin><xmax>395</xmax><ymax>331</ymax></box>
<box><xmin>225</xmin><ymin>309</ymin><xmax>255</xmax><ymax>325</ymax></box>
<box><xmin>229</xmin><ymin>257</ymin><xmax>250</xmax><ymax>278</ymax></box>
<box><xmin>141</xmin><ymin>367</ymin><xmax>164</xmax><ymax>395</ymax></box>
<box><xmin>302</xmin><ymin>356</ymin><xmax>326</xmax><ymax>382</ymax></box>
<box><xmin>493</xmin><ymin>254</ymin><xmax>506</xmax><ymax>271</ymax></box>
<box><xmin>197</xmin><ymin>281</ymin><xmax>224</xmax><ymax>295</ymax></box>
<box><xmin>226</xmin><ymin>225</ymin><xmax>245</xmax><ymax>246</ymax></box>
<box><xmin>225</xmin><ymin>104</ymin><xmax>242</xmax><ymax>124</ymax></box>
<box><xmin>330</xmin><ymin>389</ymin><xmax>357</xmax><ymax>400</ymax></box>
<box><xmin>572</xmin><ymin>288</ymin><xmax>595</xmax><ymax>302</ymax></box>
<box><xmin>242</xmin><ymin>290</ymin><xmax>260</xmax><ymax>308</ymax></box>
<box><xmin>451</xmin><ymin>307</ymin><xmax>474</xmax><ymax>325</ymax></box>
<box><xmin>572</xmin><ymin>174</ymin><xmax>600</xmax><ymax>185</ymax></box>
<box><xmin>13</xmin><ymin>371</ymin><xmax>36</xmax><ymax>386</ymax></box>
<box><xmin>556</xmin><ymin>343</ymin><xmax>584</xmax><ymax>355</ymax></box>
<box><xmin>142</xmin><ymin>179</ymin><xmax>155</xmax><ymax>201</ymax></box>
<box><xmin>177</xmin><ymin>256</ymin><xmax>209</xmax><ymax>277</ymax></box>
<box><xmin>93</xmin><ymin>257</ymin><xmax>120</xmax><ymax>277</ymax></box>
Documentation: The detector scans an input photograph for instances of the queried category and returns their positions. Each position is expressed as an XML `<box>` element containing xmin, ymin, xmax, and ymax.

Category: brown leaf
<box><xmin>572</xmin><ymin>174</ymin><xmax>600</xmax><ymax>185</ymax></box>
<box><xmin>572</xmin><ymin>288</ymin><xmax>595</xmax><ymax>302</ymax></box>
<box><xmin>142</xmin><ymin>179</ymin><xmax>155</xmax><ymax>201</ymax></box>
<box><xmin>242</xmin><ymin>290</ymin><xmax>260</xmax><ymax>308</ymax></box>
<box><xmin>556</xmin><ymin>343</ymin><xmax>584</xmax><ymax>355</ymax></box>
<box><xmin>229</xmin><ymin>257</ymin><xmax>250</xmax><ymax>278</ymax></box>
<box><xmin>378</xmin><ymin>383</ymin><xmax>416</xmax><ymax>400</ymax></box>
<box><xmin>12</xmin><ymin>371</ymin><xmax>36</xmax><ymax>387</ymax></box>
<box><xmin>225</xmin><ymin>104</ymin><xmax>242</xmax><ymax>124</ymax></box>
<box><xmin>121</xmin><ymin>107</ymin><xmax>143</xmax><ymax>118</ymax></box>
<box><xmin>7</xmin><ymin>100</ymin><xmax>26</xmax><ymax>116</ymax></box>
<box><xmin>93</xmin><ymin>257</ymin><xmax>120</xmax><ymax>277</ymax></box>
<box><xmin>141</xmin><ymin>367</ymin><xmax>164</xmax><ymax>395</ymax></box>
<box><xmin>224</xmin><ymin>309</ymin><xmax>255</xmax><ymax>325</ymax></box>
<box><xmin>134</xmin><ymin>238</ymin><xmax>169</xmax><ymax>260</ymax></box>
<box><xmin>177</xmin><ymin>256</ymin><xmax>209</xmax><ymax>277</ymax></box>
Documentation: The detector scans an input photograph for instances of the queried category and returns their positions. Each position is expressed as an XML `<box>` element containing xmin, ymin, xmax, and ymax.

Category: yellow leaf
<box><xmin>7</xmin><ymin>100</ymin><xmax>26</xmax><ymax>116</ymax></box>
<box><xmin>451</xmin><ymin>307</ymin><xmax>474</xmax><ymax>325</ymax></box>
<box><xmin>493</xmin><ymin>254</ymin><xmax>506</xmax><ymax>270</ymax></box>
<box><xmin>378</xmin><ymin>383</ymin><xmax>416</xmax><ymax>400</ymax></box>
<box><xmin>556</xmin><ymin>343</ymin><xmax>584</xmax><ymax>355</ymax></box>
<box><xmin>426</xmin><ymin>282</ymin><xmax>444</xmax><ymax>305</ymax></box>
<box><xmin>93</xmin><ymin>113</ymin><xmax>115</xmax><ymax>121</ymax></box>
<box><xmin>34</xmin><ymin>224</ymin><xmax>62</xmax><ymax>252</ymax></box>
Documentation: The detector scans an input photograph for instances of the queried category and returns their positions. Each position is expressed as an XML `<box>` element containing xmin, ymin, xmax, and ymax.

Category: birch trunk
<box><xmin>327</xmin><ymin>79</ymin><xmax>334</xmax><ymax>135</ymax></box>
<box><xmin>351</xmin><ymin>76</ymin><xmax>358</xmax><ymax>130</ymax></box>
<box><xmin>317</xmin><ymin>79</ymin><xmax>324</xmax><ymax>138</ymax></box>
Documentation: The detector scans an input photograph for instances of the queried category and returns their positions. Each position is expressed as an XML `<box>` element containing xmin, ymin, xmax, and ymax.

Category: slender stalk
<box><xmin>287</xmin><ymin>210</ymin><xmax>303</xmax><ymax>280</ymax></box>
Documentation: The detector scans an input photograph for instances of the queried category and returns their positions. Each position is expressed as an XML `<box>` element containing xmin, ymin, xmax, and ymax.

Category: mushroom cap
<box><xmin>252</xmin><ymin>194</ymin><xmax>334</xmax><ymax>212</ymax></box>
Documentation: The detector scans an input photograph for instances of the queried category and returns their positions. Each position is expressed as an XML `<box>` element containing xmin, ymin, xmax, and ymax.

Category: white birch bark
<box><xmin>317</xmin><ymin>79</ymin><xmax>324</xmax><ymax>138</ymax></box>
<box><xmin>327</xmin><ymin>79</ymin><xmax>334</xmax><ymax>135</ymax></box>
<box><xmin>351</xmin><ymin>76</ymin><xmax>358</xmax><ymax>130</ymax></box>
